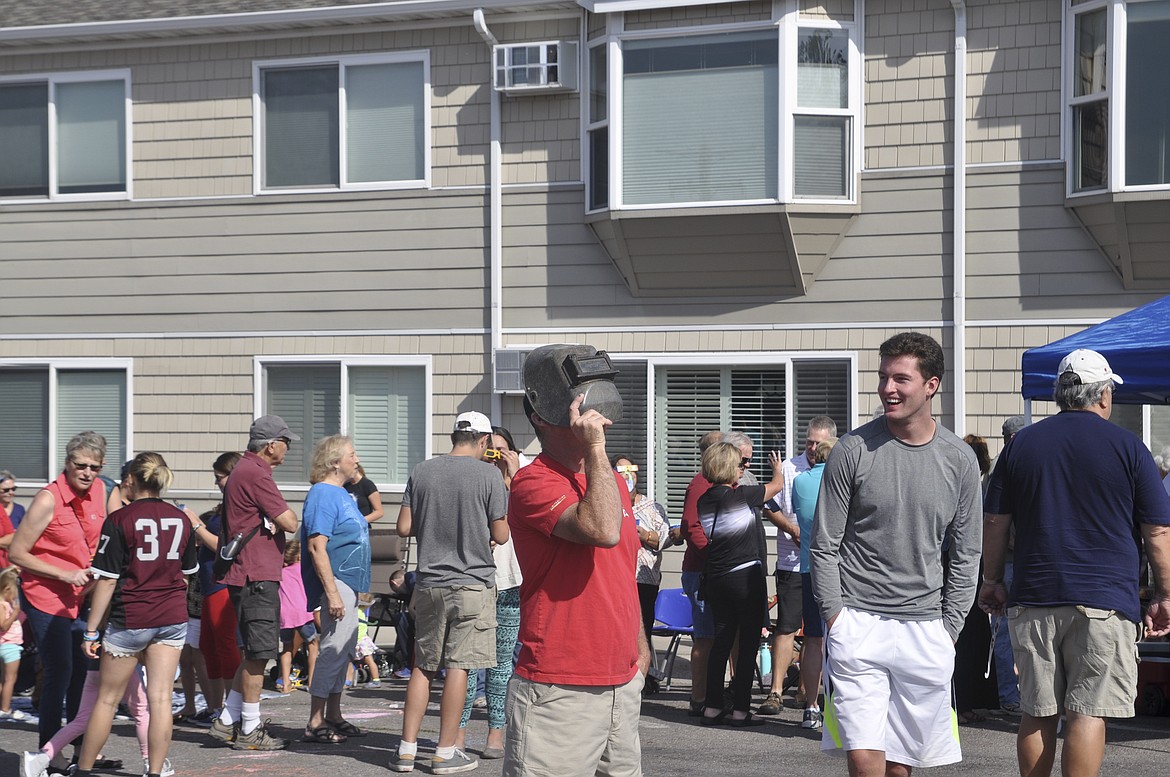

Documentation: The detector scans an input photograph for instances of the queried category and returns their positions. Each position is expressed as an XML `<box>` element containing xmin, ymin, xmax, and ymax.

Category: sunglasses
<box><xmin>739</xmin><ymin>458</ymin><xmax>752</xmax><ymax>468</ymax></box>
<box><xmin>70</xmin><ymin>461</ymin><xmax>103</xmax><ymax>472</ymax></box>
<box><xmin>614</xmin><ymin>464</ymin><xmax>639</xmax><ymax>474</ymax></box>
<box><xmin>0</xmin><ymin>487</ymin><xmax>16</xmax><ymax>493</ymax></box>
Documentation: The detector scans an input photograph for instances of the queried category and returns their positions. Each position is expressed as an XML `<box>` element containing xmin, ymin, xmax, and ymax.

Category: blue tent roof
<box><xmin>1021</xmin><ymin>295</ymin><xmax>1170</xmax><ymax>404</ymax></box>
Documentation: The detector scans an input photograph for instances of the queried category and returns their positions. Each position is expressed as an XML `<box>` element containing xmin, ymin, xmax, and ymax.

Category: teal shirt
<box><xmin>791</xmin><ymin>463</ymin><xmax>825</xmax><ymax>573</ymax></box>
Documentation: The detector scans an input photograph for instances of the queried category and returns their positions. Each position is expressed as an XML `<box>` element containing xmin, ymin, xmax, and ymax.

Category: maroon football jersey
<box><xmin>91</xmin><ymin>498</ymin><xmax>198</xmax><ymax>630</ymax></box>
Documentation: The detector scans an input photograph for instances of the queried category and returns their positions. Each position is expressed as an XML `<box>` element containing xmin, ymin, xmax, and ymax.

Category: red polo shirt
<box><xmin>508</xmin><ymin>453</ymin><xmax>640</xmax><ymax>686</ymax></box>
<box><xmin>220</xmin><ymin>451</ymin><xmax>290</xmax><ymax>585</ymax></box>
<box><xmin>0</xmin><ymin>505</ymin><xmax>13</xmax><ymax>568</ymax></box>
<box><xmin>681</xmin><ymin>471</ymin><xmax>713</xmax><ymax>572</ymax></box>
<box><xmin>22</xmin><ymin>474</ymin><xmax>106</xmax><ymax>618</ymax></box>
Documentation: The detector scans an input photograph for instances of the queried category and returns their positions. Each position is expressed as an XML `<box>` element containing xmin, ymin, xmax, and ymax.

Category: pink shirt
<box><xmin>22</xmin><ymin>474</ymin><xmax>106</xmax><ymax>618</ymax></box>
<box><xmin>278</xmin><ymin>561</ymin><xmax>312</xmax><ymax>629</ymax></box>
<box><xmin>0</xmin><ymin>599</ymin><xmax>21</xmax><ymax>645</ymax></box>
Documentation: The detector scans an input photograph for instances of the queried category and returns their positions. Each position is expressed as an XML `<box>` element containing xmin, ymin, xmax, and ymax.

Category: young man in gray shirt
<box><xmin>393</xmin><ymin>411</ymin><xmax>509</xmax><ymax>774</ymax></box>
<box><xmin>810</xmin><ymin>332</ymin><xmax>982</xmax><ymax>776</ymax></box>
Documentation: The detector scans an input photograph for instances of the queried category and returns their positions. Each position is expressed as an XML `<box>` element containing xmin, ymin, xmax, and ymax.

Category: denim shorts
<box><xmin>280</xmin><ymin>622</ymin><xmax>318</xmax><ymax>644</ymax></box>
<box><xmin>0</xmin><ymin>643</ymin><xmax>22</xmax><ymax>663</ymax></box>
<box><xmin>103</xmin><ymin>622</ymin><xmax>187</xmax><ymax>657</ymax></box>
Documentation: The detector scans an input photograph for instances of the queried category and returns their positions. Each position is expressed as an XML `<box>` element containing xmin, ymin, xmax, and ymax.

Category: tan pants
<box><xmin>503</xmin><ymin>673</ymin><xmax>644</xmax><ymax>777</ymax></box>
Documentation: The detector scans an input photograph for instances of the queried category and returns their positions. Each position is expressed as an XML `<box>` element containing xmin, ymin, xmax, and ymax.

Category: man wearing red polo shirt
<box><xmin>210</xmin><ymin>415</ymin><xmax>299</xmax><ymax>751</ymax></box>
<box><xmin>505</xmin><ymin>345</ymin><xmax>649</xmax><ymax>777</ymax></box>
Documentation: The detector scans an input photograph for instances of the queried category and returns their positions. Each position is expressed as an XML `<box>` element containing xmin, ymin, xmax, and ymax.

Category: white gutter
<box><xmin>950</xmin><ymin>0</ymin><xmax>967</xmax><ymax>437</ymax></box>
<box><xmin>0</xmin><ymin>0</ymin><xmax>555</xmax><ymax>42</ymax></box>
<box><xmin>473</xmin><ymin>9</ymin><xmax>504</xmax><ymax>423</ymax></box>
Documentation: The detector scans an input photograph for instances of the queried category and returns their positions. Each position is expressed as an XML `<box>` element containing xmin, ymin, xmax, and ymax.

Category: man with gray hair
<box><xmin>210</xmin><ymin>415</ymin><xmax>300</xmax><ymax>751</ymax></box>
<box><xmin>759</xmin><ymin>415</ymin><xmax>837</xmax><ymax>719</ymax></box>
<box><xmin>982</xmin><ymin>349</ymin><xmax>1170</xmax><ymax>777</ymax></box>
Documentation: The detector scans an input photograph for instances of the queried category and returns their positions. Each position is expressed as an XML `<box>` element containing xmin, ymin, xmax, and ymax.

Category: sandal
<box><xmin>324</xmin><ymin>719</ymin><xmax>366</xmax><ymax>737</ymax></box>
<box><xmin>699</xmin><ymin>709</ymin><xmax>728</xmax><ymax>727</ymax></box>
<box><xmin>729</xmin><ymin>712</ymin><xmax>767</xmax><ymax>728</ymax></box>
<box><xmin>302</xmin><ymin>725</ymin><xmax>347</xmax><ymax>744</ymax></box>
<box><xmin>958</xmin><ymin>710</ymin><xmax>986</xmax><ymax>725</ymax></box>
<box><xmin>92</xmin><ymin>757</ymin><xmax>124</xmax><ymax>770</ymax></box>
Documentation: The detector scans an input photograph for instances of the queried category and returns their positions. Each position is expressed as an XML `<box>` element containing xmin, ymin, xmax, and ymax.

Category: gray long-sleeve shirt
<box><xmin>809</xmin><ymin>417</ymin><xmax>982</xmax><ymax>640</ymax></box>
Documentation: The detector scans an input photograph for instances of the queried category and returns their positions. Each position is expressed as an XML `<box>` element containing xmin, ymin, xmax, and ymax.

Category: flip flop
<box><xmin>324</xmin><ymin>719</ymin><xmax>366</xmax><ymax>737</ymax></box>
<box><xmin>302</xmin><ymin>725</ymin><xmax>347</xmax><ymax>744</ymax></box>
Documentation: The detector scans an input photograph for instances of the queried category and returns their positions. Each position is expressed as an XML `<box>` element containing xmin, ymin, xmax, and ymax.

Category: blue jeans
<box><xmin>22</xmin><ymin>602</ymin><xmax>89</xmax><ymax>746</ymax></box>
<box><xmin>992</xmin><ymin>562</ymin><xmax>1020</xmax><ymax>706</ymax></box>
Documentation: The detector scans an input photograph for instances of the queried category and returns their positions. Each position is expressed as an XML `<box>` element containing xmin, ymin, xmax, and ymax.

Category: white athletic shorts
<box><xmin>822</xmin><ymin>606</ymin><xmax>961</xmax><ymax>768</ymax></box>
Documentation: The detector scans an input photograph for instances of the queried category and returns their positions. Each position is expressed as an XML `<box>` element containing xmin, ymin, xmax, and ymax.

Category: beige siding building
<box><xmin>3</xmin><ymin>0</ymin><xmax>1170</xmax><ymax>581</ymax></box>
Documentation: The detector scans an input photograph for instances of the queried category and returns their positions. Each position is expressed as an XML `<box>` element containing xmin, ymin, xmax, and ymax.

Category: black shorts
<box><xmin>773</xmin><ymin>570</ymin><xmax>803</xmax><ymax>634</ymax></box>
<box><xmin>229</xmin><ymin>580</ymin><xmax>282</xmax><ymax>661</ymax></box>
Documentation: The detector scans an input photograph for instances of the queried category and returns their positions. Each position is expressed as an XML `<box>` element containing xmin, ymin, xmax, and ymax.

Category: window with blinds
<box><xmin>259</xmin><ymin>54</ymin><xmax>427</xmax><ymax>191</ymax></box>
<box><xmin>0</xmin><ymin>367</ymin><xmax>127</xmax><ymax>482</ymax></box>
<box><xmin>0</xmin><ymin>75</ymin><xmax>127</xmax><ymax>199</ymax></box>
<box><xmin>263</xmin><ymin>362</ymin><xmax>427</xmax><ymax>487</ymax></box>
<box><xmin>652</xmin><ymin>361</ymin><xmax>850</xmax><ymax>519</ymax></box>
<box><xmin>607</xmin><ymin>360</ymin><xmax>649</xmax><ymax>480</ymax></box>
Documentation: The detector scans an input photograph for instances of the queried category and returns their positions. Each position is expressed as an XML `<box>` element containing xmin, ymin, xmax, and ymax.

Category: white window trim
<box><xmin>0</xmin><ymin>69</ymin><xmax>133</xmax><ymax>204</ymax></box>
<box><xmin>608</xmin><ymin>350</ymin><xmax>858</xmax><ymax>505</ymax></box>
<box><xmin>252</xmin><ymin>51</ymin><xmax>432</xmax><ymax>196</ymax></box>
<box><xmin>593</xmin><ymin>1</ymin><xmax>860</xmax><ymax>211</ymax></box>
<box><xmin>252</xmin><ymin>355</ymin><xmax>433</xmax><ymax>491</ymax></box>
<box><xmin>0</xmin><ymin>357</ymin><xmax>134</xmax><ymax>483</ymax></box>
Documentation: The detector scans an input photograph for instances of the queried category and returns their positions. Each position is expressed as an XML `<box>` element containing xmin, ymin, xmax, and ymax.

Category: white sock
<box><xmin>398</xmin><ymin>741</ymin><xmax>418</xmax><ymax>757</ymax></box>
<box><xmin>240</xmin><ymin>701</ymin><xmax>261</xmax><ymax>735</ymax></box>
<box><xmin>434</xmin><ymin>746</ymin><xmax>456</xmax><ymax>759</ymax></box>
<box><xmin>808</xmin><ymin>704</ymin><xmax>821</xmax><ymax>713</ymax></box>
<box><xmin>220</xmin><ymin>691</ymin><xmax>243</xmax><ymax>725</ymax></box>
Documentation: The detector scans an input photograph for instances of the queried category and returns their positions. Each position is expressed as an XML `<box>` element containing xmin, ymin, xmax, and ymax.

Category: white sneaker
<box><xmin>1</xmin><ymin>708</ymin><xmax>27</xmax><ymax>720</ymax></box>
<box><xmin>23</xmin><ymin>751</ymin><xmax>50</xmax><ymax>777</ymax></box>
<box><xmin>143</xmin><ymin>758</ymin><xmax>174</xmax><ymax>777</ymax></box>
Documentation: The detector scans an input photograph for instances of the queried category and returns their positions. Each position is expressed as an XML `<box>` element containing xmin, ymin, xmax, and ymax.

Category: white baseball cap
<box><xmin>1058</xmin><ymin>349</ymin><xmax>1124</xmax><ymax>385</ymax></box>
<box><xmin>453</xmin><ymin>411</ymin><xmax>493</xmax><ymax>435</ymax></box>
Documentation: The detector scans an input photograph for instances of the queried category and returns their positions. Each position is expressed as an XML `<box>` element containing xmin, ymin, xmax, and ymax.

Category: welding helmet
<box><xmin>523</xmin><ymin>344</ymin><xmax>623</xmax><ymax>427</ymax></box>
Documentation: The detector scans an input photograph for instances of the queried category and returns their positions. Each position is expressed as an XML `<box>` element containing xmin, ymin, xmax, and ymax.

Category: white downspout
<box><xmin>950</xmin><ymin>0</ymin><xmax>967</xmax><ymax>437</ymax></box>
<box><xmin>473</xmin><ymin>9</ymin><xmax>504</xmax><ymax>423</ymax></box>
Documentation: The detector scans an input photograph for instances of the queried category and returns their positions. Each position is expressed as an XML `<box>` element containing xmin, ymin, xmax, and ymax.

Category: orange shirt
<box><xmin>21</xmin><ymin>474</ymin><xmax>106</xmax><ymax>618</ymax></box>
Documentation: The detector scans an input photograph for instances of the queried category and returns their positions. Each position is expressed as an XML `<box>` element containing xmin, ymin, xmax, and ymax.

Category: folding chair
<box><xmin>651</xmin><ymin>587</ymin><xmax>693</xmax><ymax>691</ymax></box>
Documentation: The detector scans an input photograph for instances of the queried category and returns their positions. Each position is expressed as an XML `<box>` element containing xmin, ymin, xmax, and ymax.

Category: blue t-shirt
<box><xmin>300</xmin><ymin>482</ymin><xmax>371</xmax><ymax>607</ymax></box>
<box><xmin>791</xmin><ymin>463</ymin><xmax>825</xmax><ymax>574</ymax></box>
<box><xmin>985</xmin><ymin>410</ymin><xmax>1170</xmax><ymax>623</ymax></box>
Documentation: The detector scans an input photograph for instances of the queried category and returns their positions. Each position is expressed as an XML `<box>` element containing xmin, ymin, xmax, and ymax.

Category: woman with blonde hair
<box><xmin>73</xmin><ymin>452</ymin><xmax>197</xmax><ymax>777</ymax></box>
<box><xmin>300</xmin><ymin>435</ymin><xmax>371</xmax><ymax>743</ymax></box>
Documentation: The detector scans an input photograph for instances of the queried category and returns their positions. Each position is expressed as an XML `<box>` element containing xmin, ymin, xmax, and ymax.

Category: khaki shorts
<box><xmin>1009</xmin><ymin>605</ymin><xmax>1139</xmax><ymax>718</ymax></box>
<box><xmin>503</xmin><ymin>673</ymin><xmax>644</xmax><ymax>777</ymax></box>
<box><xmin>413</xmin><ymin>584</ymin><xmax>497</xmax><ymax>671</ymax></box>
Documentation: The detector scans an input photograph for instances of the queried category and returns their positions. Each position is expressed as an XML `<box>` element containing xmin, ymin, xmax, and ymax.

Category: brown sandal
<box><xmin>302</xmin><ymin>725</ymin><xmax>347</xmax><ymax>744</ymax></box>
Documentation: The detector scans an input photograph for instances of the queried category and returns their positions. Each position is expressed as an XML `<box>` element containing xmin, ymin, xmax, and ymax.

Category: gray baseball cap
<box><xmin>1002</xmin><ymin>415</ymin><xmax>1026</xmax><ymax>436</ymax></box>
<box><xmin>250</xmin><ymin>414</ymin><xmax>300</xmax><ymax>442</ymax></box>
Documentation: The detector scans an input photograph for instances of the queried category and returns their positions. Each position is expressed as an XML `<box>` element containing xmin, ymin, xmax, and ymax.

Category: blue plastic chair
<box><xmin>651</xmin><ymin>587</ymin><xmax>693</xmax><ymax>690</ymax></box>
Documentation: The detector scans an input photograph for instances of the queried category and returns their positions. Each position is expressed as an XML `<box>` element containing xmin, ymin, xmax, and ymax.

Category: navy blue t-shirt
<box><xmin>985</xmin><ymin>410</ymin><xmax>1170</xmax><ymax>623</ymax></box>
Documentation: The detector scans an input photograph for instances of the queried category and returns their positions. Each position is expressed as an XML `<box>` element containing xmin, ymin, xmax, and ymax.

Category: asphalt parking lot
<box><xmin>2</xmin><ymin>670</ymin><xmax>1169</xmax><ymax>777</ymax></box>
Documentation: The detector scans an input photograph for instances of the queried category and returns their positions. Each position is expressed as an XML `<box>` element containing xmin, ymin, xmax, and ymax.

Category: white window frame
<box><xmin>0</xmin><ymin>69</ymin><xmax>133</xmax><ymax>204</ymax></box>
<box><xmin>252</xmin><ymin>51</ymin><xmax>432</xmax><ymax>195</ymax></box>
<box><xmin>0</xmin><ymin>358</ymin><xmax>134</xmax><ymax>484</ymax></box>
<box><xmin>586</xmin><ymin>1</ymin><xmax>861</xmax><ymax>212</ymax></box>
<box><xmin>252</xmin><ymin>355</ymin><xmax>433</xmax><ymax>491</ymax></box>
<box><xmin>1063</xmin><ymin>0</ymin><xmax>1170</xmax><ymax>197</ymax></box>
<box><xmin>608</xmin><ymin>350</ymin><xmax>858</xmax><ymax>506</ymax></box>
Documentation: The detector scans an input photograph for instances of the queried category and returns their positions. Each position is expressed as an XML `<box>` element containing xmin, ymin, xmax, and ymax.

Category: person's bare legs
<box><xmin>178</xmin><ymin>645</ymin><xmax>199</xmax><ymax>714</ymax></box>
<box><xmin>231</xmin><ymin>657</ymin><xmax>267</xmax><ymax>703</ymax></box>
<box><xmin>76</xmin><ymin>653</ymin><xmax>140</xmax><ymax>771</ymax></box>
<box><xmin>690</xmin><ymin>637</ymin><xmax>713</xmax><ymax>707</ymax></box>
<box><xmin>0</xmin><ymin>655</ymin><xmax>19</xmax><ymax>714</ymax></box>
<box><xmin>1060</xmin><ymin>711</ymin><xmax>1106</xmax><ymax>777</ymax></box>
<box><xmin>141</xmin><ymin>644</ymin><xmax>182</xmax><ymax>775</ymax></box>
<box><xmin>204</xmin><ymin>677</ymin><xmax>225</xmax><ymax>711</ymax></box>
<box><xmin>847</xmin><ymin>750</ymin><xmax>911</xmax><ymax>777</ymax></box>
<box><xmin>401</xmin><ymin>667</ymin><xmax>435</xmax><ymax>744</ymax></box>
<box><xmin>278</xmin><ymin>639</ymin><xmax>295</xmax><ymax>692</ymax></box>
<box><xmin>769</xmin><ymin>631</ymin><xmax>796</xmax><ymax>696</ymax></box>
<box><xmin>438</xmin><ymin>667</ymin><xmax>468</xmax><ymax>749</ymax></box>
<box><xmin>1017</xmin><ymin>713</ymin><xmax>1060</xmax><ymax>777</ymax></box>
<box><xmin>800</xmin><ymin>636</ymin><xmax>823</xmax><ymax>707</ymax></box>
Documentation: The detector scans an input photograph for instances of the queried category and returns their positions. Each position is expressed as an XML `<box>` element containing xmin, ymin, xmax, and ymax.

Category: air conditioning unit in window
<box><xmin>493</xmin><ymin>348</ymin><xmax>531</xmax><ymax>393</ymax></box>
<box><xmin>493</xmin><ymin>41</ymin><xmax>578</xmax><ymax>94</ymax></box>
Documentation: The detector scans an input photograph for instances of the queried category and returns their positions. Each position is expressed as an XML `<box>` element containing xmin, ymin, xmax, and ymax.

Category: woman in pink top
<box><xmin>10</xmin><ymin>432</ymin><xmax>108</xmax><ymax>747</ymax></box>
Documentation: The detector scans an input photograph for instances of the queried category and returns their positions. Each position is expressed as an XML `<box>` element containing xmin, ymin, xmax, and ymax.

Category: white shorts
<box><xmin>822</xmin><ymin>607</ymin><xmax>961</xmax><ymax>768</ymax></box>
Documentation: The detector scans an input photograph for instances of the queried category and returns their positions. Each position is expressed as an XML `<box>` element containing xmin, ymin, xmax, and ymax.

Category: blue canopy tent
<box><xmin>1021</xmin><ymin>295</ymin><xmax>1170</xmax><ymax>407</ymax></box>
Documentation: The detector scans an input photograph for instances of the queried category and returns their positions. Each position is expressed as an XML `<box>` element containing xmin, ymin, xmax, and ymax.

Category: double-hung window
<box><xmin>258</xmin><ymin>357</ymin><xmax>430</xmax><ymax>488</ymax></box>
<box><xmin>587</xmin><ymin>3</ymin><xmax>860</xmax><ymax>211</ymax></box>
<box><xmin>0</xmin><ymin>71</ymin><xmax>130</xmax><ymax>200</ymax></box>
<box><xmin>0</xmin><ymin>360</ymin><xmax>131</xmax><ymax>482</ymax></box>
<box><xmin>255</xmin><ymin>52</ymin><xmax>430</xmax><ymax>192</ymax></box>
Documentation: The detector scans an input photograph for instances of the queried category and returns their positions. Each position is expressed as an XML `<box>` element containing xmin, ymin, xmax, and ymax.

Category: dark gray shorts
<box><xmin>229</xmin><ymin>580</ymin><xmax>281</xmax><ymax>661</ymax></box>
